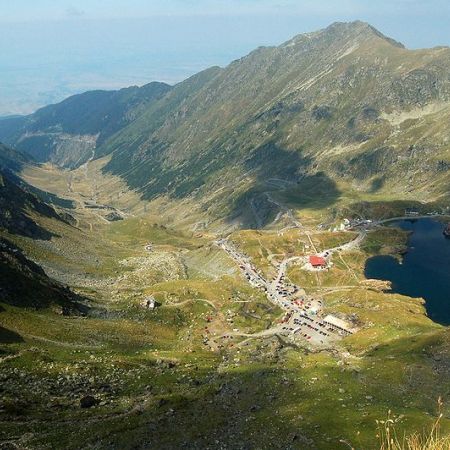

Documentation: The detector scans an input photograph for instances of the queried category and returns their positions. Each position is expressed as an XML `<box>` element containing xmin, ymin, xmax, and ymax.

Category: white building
<box><xmin>323</xmin><ymin>314</ymin><xmax>353</xmax><ymax>334</ymax></box>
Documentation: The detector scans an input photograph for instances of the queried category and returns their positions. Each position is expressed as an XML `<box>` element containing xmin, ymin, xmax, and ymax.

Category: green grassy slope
<box><xmin>98</xmin><ymin>21</ymin><xmax>450</xmax><ymax>226</ymax></box>
<box><xmin>0</xmin><ymin>172</ymin><xmax>448</xmax><ymax>448</ymax></box>
<box><xmin>0</xmin><ymin>217</ymin><xmax>449</xmax><ymax>449</ymax></box>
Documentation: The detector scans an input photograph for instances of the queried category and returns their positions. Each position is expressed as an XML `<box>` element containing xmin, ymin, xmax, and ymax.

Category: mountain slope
<box><xmin>0</xmin><ymin>146</ymin><xmax>71</xmax><ymax>239</ymax></box>
<box><xmin>98</xmin><ymin>21</ymin><xmax>450</xmax><ymax>225</ymax></box>
<box><xmin>0</xmin><ymin>142</ymin><xmax>31</xmax><ymax>172</ymax></box>
<box><xmin>0</xmin><ymin>82</ymin><xmax>171</xmax><ymax>168</ymax></box>
<box><xmin>1</xmin><ymin>22</ymin><xmax>450</xmax><ymax>449</ymax></box>
<box><xmin>0</xmin><ymin>146</ymin><xmax>85</xmax><ymax>311</ymax></box>
<box><xmin>0</xmin><ymin>237</ymin><xmax>86</xmax><ymax>311</ymax></box>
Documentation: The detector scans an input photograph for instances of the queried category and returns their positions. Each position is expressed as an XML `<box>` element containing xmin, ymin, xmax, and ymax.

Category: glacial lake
<box><xmin>365</xmin><ymin>218</ymin><xmax>450</xmax><ymax>325</ymax></box>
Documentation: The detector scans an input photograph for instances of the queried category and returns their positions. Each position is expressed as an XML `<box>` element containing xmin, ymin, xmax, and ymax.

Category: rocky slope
<box><xmin>0</xmin><ymin>146</ymin><xmax>86</xmax><ymax>311</ymax></box>
<box><xmin>95</xmin><ymin>21</ymin><xmax>450</xmax><ymax>224</ymax></box>
<box><xmin>0</xmin><ymin>142</ymin><xmax>30</xmax><ymax>172</ymax></box>
<box><xmin>0</xmin><ymin>82</ymin><xmax>171</xmax><ymax>168</ymax></box>
<box><xmin>0</xmin><ymin>164</ymin><xmax>71</xmax><ymax>240</ymax></box>
<box><xmin>0</xmin><ymin>237</ymin><xmax>86</xmax><ymax>311</ymax></box>
<box><xmin>2</xmin><ymin>22</ymin><xmax>448</xmax><ymax>227</ymax></box>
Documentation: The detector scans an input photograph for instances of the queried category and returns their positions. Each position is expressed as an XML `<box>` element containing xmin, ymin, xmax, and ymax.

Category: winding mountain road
<box><xmin>215</xmin><ymin>232</ymin><xmax>362</xmax><ymax>345</ymax></box>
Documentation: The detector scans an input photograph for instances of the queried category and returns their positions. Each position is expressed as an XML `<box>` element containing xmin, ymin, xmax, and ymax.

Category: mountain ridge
<box><xmin>0</xmin><ymin>81</ymin><xmax>171</xmax><ymax>168</ymax></box>
<box><xmin>283</xmin><ymin>21</ymin><xmax>406</xmax><ymax>50</ymax></box>
<box><xmin>91</xmin><ymin>21</ymin><xmax>450</xmax><ymax>227</ymax></box>
<box><xmin>1</xmin><ymin>21</ymin><xmax>450</xmax><ymax>228</ymax></box>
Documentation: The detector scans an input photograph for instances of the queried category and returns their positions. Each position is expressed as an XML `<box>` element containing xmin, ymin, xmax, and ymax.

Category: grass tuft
<box><xmin>376</xmin><ymin>398</ymin><xmax>450</xmax><ymax>450</ymax></box>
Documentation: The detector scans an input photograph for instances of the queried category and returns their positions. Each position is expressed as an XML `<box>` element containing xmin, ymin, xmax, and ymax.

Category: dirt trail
<box><xmin>226</xmin><ymin>326</ymin><xmax>285</xmax><ymax>346</ymax></box>
<box><xmin>164</xmin><ymin>298</ymin><xmax>217</xmax><ymax>310</ymax></box>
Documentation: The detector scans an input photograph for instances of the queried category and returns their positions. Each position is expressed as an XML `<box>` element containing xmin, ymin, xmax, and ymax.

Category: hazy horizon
<box><xmin>1</xmin><ymin>0</ymin><xmax>450</xmax><ymax>116</ymax></box>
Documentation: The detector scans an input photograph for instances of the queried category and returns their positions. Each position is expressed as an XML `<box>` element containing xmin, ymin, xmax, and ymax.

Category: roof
<box><xmin>309</xmin><ymin>255</ymin><xmax>327</xmax><ymax>267</ymax></box>
<box><xmin>323</xmin><ymin>315</ymin><xmax>351</xmax><ymax>331</ymax></box>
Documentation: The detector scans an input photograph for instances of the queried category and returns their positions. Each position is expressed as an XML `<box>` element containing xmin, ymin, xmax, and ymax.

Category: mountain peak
<box><xmin>284</xmin><ymin>20</ymin><xmax>405</xmax><ymax>50</ymax></box>
<box><xmin>325</xmin><ymin>20</ymin><xmax>405</xmax><ymax>48</ymax></box>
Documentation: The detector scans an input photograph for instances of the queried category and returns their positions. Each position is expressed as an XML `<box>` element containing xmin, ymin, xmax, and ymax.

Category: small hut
<box><xmin>309</xmin><ymin>255</ymin><xmax>327</xmax><ymax>268</ymax></box>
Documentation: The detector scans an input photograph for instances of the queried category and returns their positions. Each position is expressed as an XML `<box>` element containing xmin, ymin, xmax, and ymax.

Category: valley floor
<box><xmin>1</xmin><ymin>161</ymin><xmax>449</xmax><ymax>450</ymax></box>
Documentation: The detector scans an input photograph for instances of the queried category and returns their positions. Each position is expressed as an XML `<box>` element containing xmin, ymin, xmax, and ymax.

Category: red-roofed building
<box><xmin>309</xmin><ymin>255</ymin><xmax>327</xmax><ymax>268</ymax></box>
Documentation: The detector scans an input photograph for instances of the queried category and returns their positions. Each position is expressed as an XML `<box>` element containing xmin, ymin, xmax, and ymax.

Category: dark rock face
<box><xmin>0</xmin><ymin>326</ymin><xmax>24</xmax><ymax>344</ymax></box>
<box><xmin>158</xmin><ymin>398</ymin><xmax>168</xmax><ymax>408</ymax></box>
<box><xmin>104</xmin><ymin>211</ymin><xmax>123</xmax><ymax>222</ymax></box>
<box><xmin>0</xmin><ymin>169</ymin><xmax>62</xmax><ymax>240</ymax></box>
<box><xmin>0</xmin><ymin>142</ymin><xmax>30</xmax><ymax>172</ymax></box>
<box><xmin>80</xmin><ymin>395</ymin><xmax>98</xmax><ymax>409</ymax></box>
<box><xmin>0</xmin><ymin>237</ymin><xmax>88</xmax><ymax>311</ymax></box>
<box><xmin>312</xmin><ymin>105</ymin><xmax>333</xmax><ymax>121</ymax></box>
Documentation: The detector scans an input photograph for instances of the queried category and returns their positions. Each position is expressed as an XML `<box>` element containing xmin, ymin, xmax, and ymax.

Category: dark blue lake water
<box><xmin>365</xmin><ymin>218</ymin><xmax>450</xmax><ymax>325</ymax></box>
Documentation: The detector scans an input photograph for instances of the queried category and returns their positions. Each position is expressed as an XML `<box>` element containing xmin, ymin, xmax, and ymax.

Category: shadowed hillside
<box><xmin>93</xmin><ymin>21</ymin><xmax>450</xmax><ymax>224</ymax></box>
<box><xmin>0</xmin><ymin>237</ymin><xmax>87</xmax><ymax>312</ymax></box>
<box><xmin>0</xmin><ymin>82</ymin><xmax>171</xmax><ymax>168</ymax></box>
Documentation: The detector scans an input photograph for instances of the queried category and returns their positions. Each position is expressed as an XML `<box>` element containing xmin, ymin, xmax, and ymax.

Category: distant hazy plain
<box><xmin>0</xmin><ymin>17</ymin><xmax>249</xmax><ymax>116</ymax></box>
<box><xmin>2</xmin><ymin>15</ymin><xmax>306</xmax><ymax>116</ymax></box>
